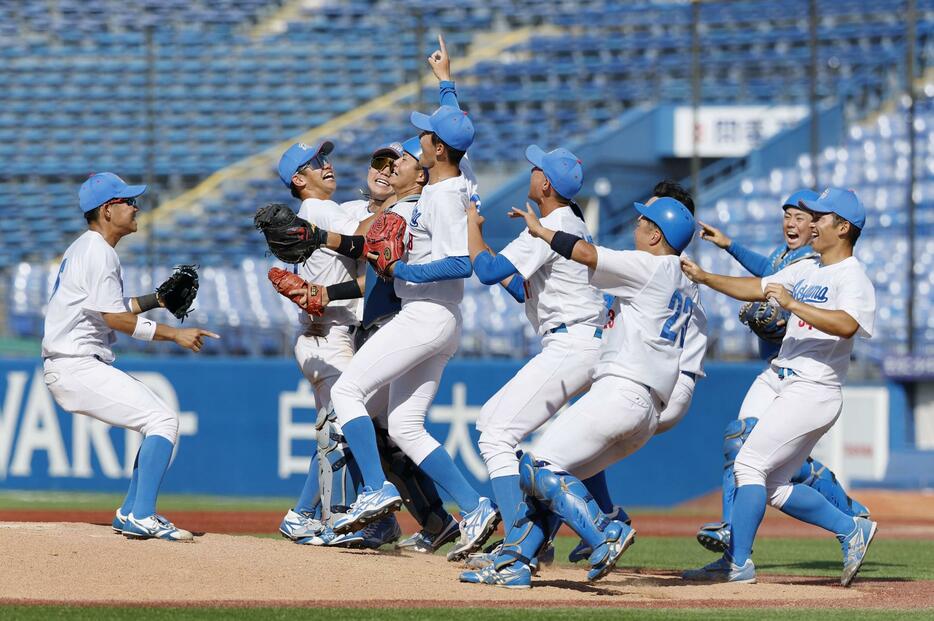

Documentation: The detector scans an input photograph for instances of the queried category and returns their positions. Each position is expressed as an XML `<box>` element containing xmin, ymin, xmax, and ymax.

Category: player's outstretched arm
<box><xmin>763</xmin><ymin>284</ymin><xmax>860</xmax><ymax>338</ymax></box>
<box><xmin>102</xmin><ymin>311</ymin><xmax>219</xmax><ymax>352</ymax></box>
<box><xmin>508</xmin><ymin>203</ymin><xmax>598</xmax><ymax>269</ymax></box>
<box><xmin>428</xmin><ymin>34</ymin><xmax>452</xmax><ymax>83</ymax></box>
<box><xmin>680</xmin><ymin>257</ymin><xmax>764</xmax><ymax>301</ymax></box>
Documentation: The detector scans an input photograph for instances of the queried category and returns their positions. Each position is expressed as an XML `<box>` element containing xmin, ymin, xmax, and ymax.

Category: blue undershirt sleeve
<box><xmin>504</xmin><ymin>274</ymin><xmax>526</xmax><ymax>303</ymax></box>
<box><xmin>439</xmin><ymin>80</ymin><xmax>459</xmax><ymax>109</ymax></box>
<box><xmin>473</xmin><ymin>250</ymin><xmax>519</xmax><ymax>285</ymax></box>
<box><xmin>726</xmin><ymin>241</ymin><xmax>772</xmax><ymax>277</ymax></box>
<box><xmin>393</xmin><ymin>255</ymin><xmax>472</xmax><ymax>283</ymax></box>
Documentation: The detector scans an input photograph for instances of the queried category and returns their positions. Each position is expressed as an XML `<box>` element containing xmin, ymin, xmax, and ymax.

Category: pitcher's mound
<box><xmin>0</xmin><ymin>522</ymin><xmax>876</xmax><ymax>608</ymax></box>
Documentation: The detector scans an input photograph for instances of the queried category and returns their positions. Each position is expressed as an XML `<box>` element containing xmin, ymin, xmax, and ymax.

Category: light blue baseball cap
<box><xmin>78</xmin><ymin>172</ymin><xmax>146</xmax><ymax>213</ymax></box>
<box><xmin>525</xmin><ymin>145</ymin><xmax>584</xmax><ymax>200</ymax></box>
<box><xmin>410</xmin><ymin>105</ymin><xmax>475</xmax><ymax>151</ymax></box>
<box><xmin>401</xmin><ymin>136</ymin><xmax>423</xmax><ymax>160</ymax></box>
<box><xmin>783</xmin><ymin>188</ymin><xmax>820</xmax><ymax>210</ymax></box>
<box><xmin>634</xmin><ymin>196</ymin><xmax>695</xmax><ymax>252</ymax></box>
<box><xmin>799</xmin><ymin>187</ymin><xmax>866</xmax><ymax>230</ymax></box>
<box><xmin>277</xmin><ymin>140</ymin><xmax>334</xmax><ymax>188</ymax></box>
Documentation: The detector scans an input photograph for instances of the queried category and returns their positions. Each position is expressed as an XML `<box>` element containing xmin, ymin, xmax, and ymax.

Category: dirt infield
<box><xmin>1</xmin><ymin>522</ymin><xmax>931</xmax><ymax>610</ymax></box>
<box><xmin>2</xmin><ymin>490</ymin><xmax>932</xmax><ymax>539</ymax></box>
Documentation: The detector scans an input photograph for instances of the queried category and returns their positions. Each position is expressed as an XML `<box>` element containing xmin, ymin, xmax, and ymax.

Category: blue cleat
<box><xmin>460</xmin><ymin>562</ymin><xmax>532</xmax><ymax>589</ymax></box>
<box><xmin>296</xmin><ymin>526</ymin><xmax>338</xmax><ymax>546</ymax></box>
<box><xmin>111</xmin><ymin>509</ymin><xmax>128</xmax><ymax>534</ymax></box>
<box><xmin>279</xmin><ymin>509</ymin><xmax>325</xmax><ymax>541</ymax></box>
<box><xmin>357</xmin><ymin>515</ymin><xmax>402</xmax><ymax>549</ymax></box>
<box><xmin>696</xmin><ymin>521</ymin><xmax>731</xmax><ymax>553</ymax></box>
<box><xmin>682</xmin><ymin>555</ymin><xmax>756</xmax><ymax>583</ymax></box>
<box><xmin>839</xmin><ymin>517</ymin><xmax>878</xmax><ymax>587</ymax></box>
<box><xmin>569</xmin><ymin>506</ymin><xmax>631</xmax><ymax>562</ymax></box>
<box><xmin>447</xmin><ymin>497</ymin><xmax>500</xmax><ymax>562</ymax></box>
<box><xmin>332</xmin><ymin>482</ymin><xmax>403</xmax><ymax>535</ymax></box>
<box><xmin>123</xmin><ymin>513</ymin><xmax>193</xmax><ymax>542</ymax></box>
<box><xmin>586</xmin><ymin>520</ymin><xmax>635</xmax><ymax>582</ymax></box>
<box><xmin>396</xmin><ymin>514</ymin><xmax>460</xmax><ymax>554</ymax></box>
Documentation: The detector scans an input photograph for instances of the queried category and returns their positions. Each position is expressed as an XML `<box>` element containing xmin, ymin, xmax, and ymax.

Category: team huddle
<box><xmin>41</xmin><ymin>36</ymin><xmax>877</xmax><ymax>589</ymax></box>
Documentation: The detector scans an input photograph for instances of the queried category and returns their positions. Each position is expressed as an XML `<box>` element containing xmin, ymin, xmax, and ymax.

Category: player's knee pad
<box><xmin>316</xmin><ymin>406</ymin><xmax>359</xmax><ymax>519</ymax></box>
<box><xmin>723</xmin><ymin>417</ymin><xmax>758</xmax><ymax>466</ymax></box>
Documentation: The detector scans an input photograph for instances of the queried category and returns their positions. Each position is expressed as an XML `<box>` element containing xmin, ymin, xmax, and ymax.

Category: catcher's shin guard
<box><xmin>792</xmin><ymin>457</ymin><xmax>870</xmax><ymax>518</ymax></box>
<box><xmin>721</xmin><ymin>417</ymin><xmax>758</xmax><ymax>523</ymax></box>
<box><xmin>375</xmin><ymin>425</ymin><xmax>450</xmax><ymax>535</ymax></box>
<box><xmin>493</xmin><ymin>500</ymin><xmax>548</xmax><ymax>571</ymax></box>
<box><xmin>518</xmin><ymin>452</ymin><xmax>609</xmax><ymax>550</ymax></box>
<box><xmin>317</xmin><ymin>406</ymin><xmax>363</xmax><ymax>525</ymax></box>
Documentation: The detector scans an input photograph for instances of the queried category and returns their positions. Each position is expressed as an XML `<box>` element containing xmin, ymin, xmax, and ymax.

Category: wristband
<box><xmin>131</xmin><ymin>316</ymin><xmax>157</xmax><ymax>341</ymax></box>
<box><xmin>326</xmin><ymin>280</ymin><xmax>363</xmax><ymax>301</ymax></box>
<box><xmin>337</xmin><ymin>234</ymin><xmax>365</xmax><ymax>259</ymax></box>
<box><xmin>550</xmin><ymin>231</ymin><xmax>581</xmax><ymax>260</ymax></box>
<box><xmin>137</xmin><ymin>293</ymin><xmax>160</xmax><ymax>312</ymax></box>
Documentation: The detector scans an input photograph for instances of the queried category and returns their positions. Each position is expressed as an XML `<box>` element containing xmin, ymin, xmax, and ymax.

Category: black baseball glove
<box><xmin>157</xmin><ymin>265</ymin><xmax>199</xmax><ymax>321</ymax></box>
<box><xmin>254</xmin><ymin>202</ymin><xmax>328</xmax><ymax>264</ymax></box>
<box><xmin>738</xmin><ymin>300</ymin><xmax>788</xmax><ymax>344</ymax></box>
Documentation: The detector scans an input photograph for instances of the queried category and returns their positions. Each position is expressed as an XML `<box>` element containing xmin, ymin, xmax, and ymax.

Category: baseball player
<box><xmin>694</xmin><ymin>189</ymin><xmax>869</xmax><ymax>553</ymax></box>
<box><xmin>465</xmin><ymin>145</ymin><xmax>605</xmax><ymax>536</ymax></box>
<box><xmin>327</xmin><ymin>94</ymin><xmax>501</xmax><ymax>561</ymax></box>
<box><xmin>461</xmin><ymin>196</ymin><xmax>700</xmax><ymax>588</ymax></box>
<box><xmin>274</xmin><ymin>141</ymin><xmax>372</xmax><ymax>545</ymax></box>
<box><xmin>42</xmin><ymin>173</ymin><xmax>217</xmax><ymax>541</ymax></box>
<box><xmin>681</xmin><ymin>188</ymin><xmax>877</xmax><ymax>587</ymax></box>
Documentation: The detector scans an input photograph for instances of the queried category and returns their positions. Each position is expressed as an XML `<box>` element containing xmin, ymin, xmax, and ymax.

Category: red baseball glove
<box><xmin>268</xmin><ymin>267</ymin><xmax>325</xmax><ymax>316</ymax></box>
<box><xmin>364</xmin><ymin>211</ymin><xmax>407</xmax><ymax>279</ymax></box>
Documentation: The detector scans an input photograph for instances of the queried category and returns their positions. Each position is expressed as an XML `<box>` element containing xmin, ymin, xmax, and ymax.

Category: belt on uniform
<box><xmin>549</xmin><ymin>323</ymin><xmax>603</xmax><ymax>338</ymax></box>
<box><xmin>681</xmin><ymin>371</ymin><xmax>697</xmax><ymax>381</ymax></box>
<box><xmin>775</xmin><ymin>367</ymin><xmax>796</xmax><ymax>380</ymax></box>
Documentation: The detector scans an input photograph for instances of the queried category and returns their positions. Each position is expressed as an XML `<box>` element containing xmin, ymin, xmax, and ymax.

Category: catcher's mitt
<box><xmin>364</xmin><ymin>211</ymin><xmax>407</xmax><ymax>279</ymax></box>
<box><xmin>254</xmin><ymin>202</ymin><xmax>327</xmax><ymax>264</ymax></box>
<box><xmin>268</xmin><ymin>267</ymin><xmax>325</xmax><ymax>316</ymax></box>
<box><xmin>738</xmin><ymin>300</ymin><xmax>788</xmax><ymax>344</ymax></box>
<box><xmin>157</xmin><ymin>265</ymin><xmax>199</xmax><ymax>321</ymax></box>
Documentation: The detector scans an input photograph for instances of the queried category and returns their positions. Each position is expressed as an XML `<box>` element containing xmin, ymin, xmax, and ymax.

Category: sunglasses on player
<box><xmin>295</xmin><ymin>153</ymin><xmax>330</xmax><ymax>175</ymax></box>
<box><xmin>370</xmin><ymin>155</ymin><xmax>397</xmax><ymax>173</ymax></box>
<box><xmin>102</xmin><ymin>196</ymin><xmax>138</xmax><ymax>208</ymax></box>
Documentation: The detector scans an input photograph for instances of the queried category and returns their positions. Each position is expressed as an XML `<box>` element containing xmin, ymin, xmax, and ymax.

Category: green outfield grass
<box><xmin>1</xmin><ymin>607</ymin><xmax>931</xmax><ymax>621</ymax></box>
<box><xmin>0</xmin><ymin>490</ymin><xmax>293</xmax><ymax>512</ymax></box>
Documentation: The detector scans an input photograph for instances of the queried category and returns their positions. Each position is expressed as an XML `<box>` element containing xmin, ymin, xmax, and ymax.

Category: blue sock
<box><xmin>294</xmin><ymin>458</ymin><xmax>321</xmax><ymax>516</ymax></box>
<box><xmin>119</xmin><ymin>450</ymin><xmax>140</xmax><ymax>515</ymax></box>
<box><xmin>780</xmin><ymin>484</ymin><xmax>855</xmax><ymax>536</ymax></box>
<box><xmin>491</xmin><ymin>475</ymin><xmax>521</xmax><ymax>529</ymax></box>
<box><xmin>131</xmin><ymin>435</ymin><xmax>174</xmax><ymax>518</ymax></box>
<box><xmin>339</xmin><ymin>417</ymin><xmax>386</xmax><ymax>488</ymax></box>
<box><xmin>728</xmin><ymin>484</ymin><xmax>767</xmax><ymax>566</ymax></box>
<box><xmin>583</xmin><ymin>472</ymin><xmax>614</xmax><ymax>514</ymax></box>
<box><xmin>721</xmin><ymin>462</ymin><xmax>737</xmax><ymax>525</ymax></box>
<box><xmin>418</xmin><ymin>446</ymin><xmax>480</xmax><ymax>513</ymax></box>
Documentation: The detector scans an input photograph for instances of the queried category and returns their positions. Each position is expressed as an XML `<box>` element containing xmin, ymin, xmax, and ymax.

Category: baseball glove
<box><xmin>268</xmin><ymin>267</ymin><xmax>325</xmax><ymax>316</ymax></box>
<box><xmin>156</xmin><ymin>265</ymin><xmax>199</xmax><ymax>321</ymax></box>
<box><xmin>738</xmin><ymin>300</ymin><xmax>788</xmax><ymax>344</ymax></box>
<box><xmin>254</xmin><ymin>202</ymin><xmax>327</xmax><ymax>264</ymax></box>
<box><xmin>364</xmin><ymin>211</ymin><xmax>407</xmax><ymax>279</ymax></box>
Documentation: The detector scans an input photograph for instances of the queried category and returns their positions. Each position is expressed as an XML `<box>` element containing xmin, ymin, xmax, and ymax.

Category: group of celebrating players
<box><xmin>42</xmin><ymin>35</ymin><xmax>878</xmax><ymax>590</ymax></box>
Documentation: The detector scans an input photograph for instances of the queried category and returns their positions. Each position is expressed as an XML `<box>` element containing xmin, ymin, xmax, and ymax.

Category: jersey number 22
<box><xmin>660</xmin><ymin>290</ymin><xmax>693</xmax><ymax>347</ymax></box>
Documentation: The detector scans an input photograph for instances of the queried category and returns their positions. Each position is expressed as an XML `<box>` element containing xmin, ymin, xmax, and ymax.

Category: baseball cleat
<box><xmin>396</xmin><ymin>514</ymin><xmax>460</xmax><ymax>554</ymax></box>
<box><xmin>569</xmin><ymin>506</ymin><xmax>631</xmax><ymax>562</ymax></box>
<box><xmin>296</xmin><ymin>526</ymin><xmax>337</xmax><ymax>546</ymax></box>
<box><xmin>849</xmin><ymin>498</ymin><xmax>871</xmax><ymax>519</ymax></box>
<box><xmin>112</xmin><ymin>509</ymin><xmax>128</xmax><ymax>534</ymax></box>
<box><xmin>682</xmin><ymin>555</ymin><xmax>756</xmax><ymax>583</ymax></box>
<box><xmin>696</xmin><ymin>521</ymin><xmax>731</xmax><ymax>553</ymax></box>
<box><xmin>358</xmin><ymin>515</ymin><xmax>402</xmax><ymax>549</ymax></box>
<box><xmin>446</xmin><ymin>497</ymin><xmax>501</xmax><ymax>562</ymax></box>
<box><xmin>459</xmin><ymin>562</ymin><xmax>532</xmax><ymax>589</ymax></box>
<box><xmin>122</xmin><ymin>513</ymin><xmax>193</xmax><ymax>542</ymax></box>
<box><xmin>328</xmin><ymin>530</ymin><xmax>367</xmax><ymax>548</ymax></box>
<box><xmin>279</xmin><ymin>509</ymin><xmax>326</xmax><ymax>541</ymax></box>
<box><xmin>839</xmin><ymin>517</ymin><xmax>878</xmax><ymax>587</ymax></box>
<box><xmin>332</xmin><ymin>482</ymin><xmax>403</xmax><ymax>535</ymax></box>
<box><xmin>586</xmin><ymin>520</ymin><xmax>635</xmax><ymax>582</ymax></box>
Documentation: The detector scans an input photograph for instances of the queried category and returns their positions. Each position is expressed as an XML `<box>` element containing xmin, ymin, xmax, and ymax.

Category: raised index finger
<box><xmin>438</xmin><ymin>34</ymin><xmax>447</xmax><ymax>55</ymax></box>
<box><xmin>200</xmin><ymin>330</ymin><xmax>221</xmax><ymax>339</ymax></box>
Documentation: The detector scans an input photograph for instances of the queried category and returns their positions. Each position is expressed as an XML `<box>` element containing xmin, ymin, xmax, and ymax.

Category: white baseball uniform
<box><xmin>42</xmin><ymin>231</ymin><xmax>178</xmax><ymax>443</ymax></box>
<box><xmin>478</xmin><ymin>207</ymin><xmax>606</xmax><ymax>479</ymax></box>
<box><xmin>733</xmin><ymin>256</ymin><xmax>875</xmax><ymax>508</ymax></box>
<box><xmin>534</xmin><ymin>247</ymin><xmax>701</xmax><ymax>480</ymax></box>
<box><xmin>292</xmin><ymin>198</ymin><xmax>366</xmax><ymax>411</ymax></box>
<box><xmin>656</xmin><ymin>294</ymin><xmax>709</xmax><ymax>434</ymax></box>
<box><xmin>331</xmin><ymin>174</ymin><xmax>470</xmax><ymax>465</ymax></box>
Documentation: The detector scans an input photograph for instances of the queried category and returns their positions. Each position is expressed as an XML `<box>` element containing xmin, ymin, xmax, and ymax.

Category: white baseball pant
<box><xmin>532</xmin><ymin>374</ymin><xmax>661</xmax><ymax>480</ymax></box>
<box><xmin>331</xmin><ymin>300</ymin><xmax>460</xmax><ymax>465</ymax></box>
<box><xmin>733</xmin><ymin>368</ymin><xmax>842</xmax><ymax>508</ymax></box>
<box><xmin>478</xmin><ymin>326</ymin><xmax>600</xmax><ymax>479</ymax></box>
<box><xmin>654</xmin><ymin>372</ymin><xmax>696</xmax><ymax>434</ymax></box>
<box><xmin>294</xmin><ymin>324</ymin><xmax>357</xmax><ymax>411</ymax></box>
<box><xmin>43</xmin><ymin>356</ymin><xmax>178</xmax><ymax>443</ymax></box>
